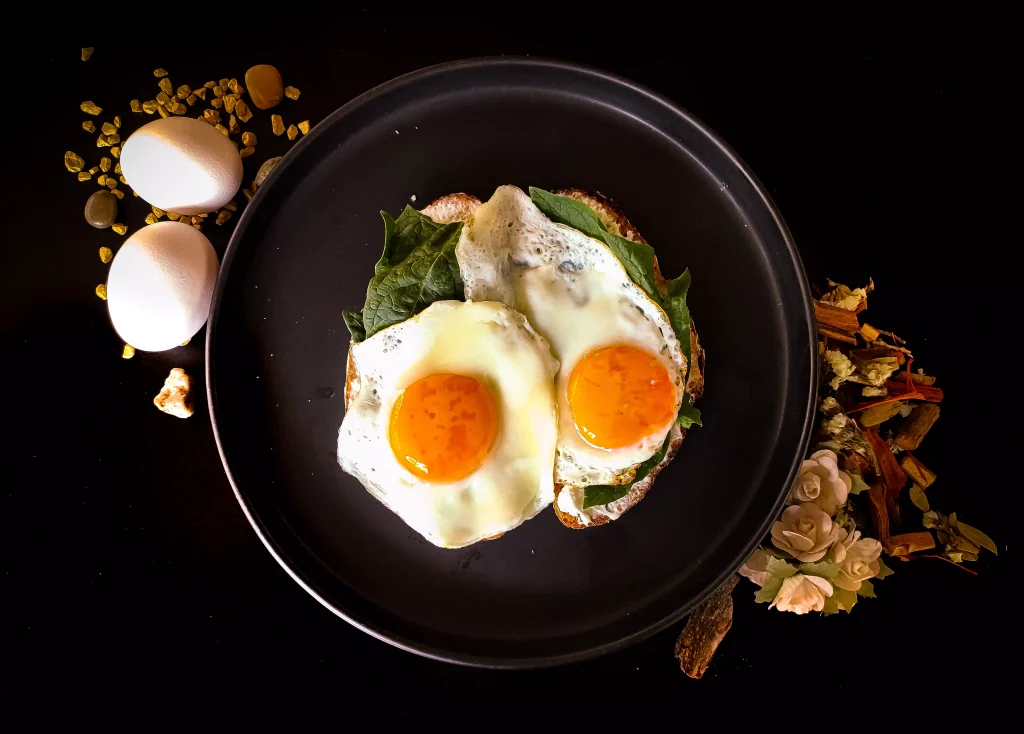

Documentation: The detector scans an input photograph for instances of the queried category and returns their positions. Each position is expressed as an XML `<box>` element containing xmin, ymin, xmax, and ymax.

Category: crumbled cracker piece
<box><xmin>153</xmin><ymin>68</ymin><xmax>169</xmax><ymax>78</ymax></box>
<box><xmin>110</xmin><ymin>146</ymin><xmax>121</xmax><ymax>159</ymax></box>
<box><xmin>99</xmin><ymin>247</ymin><xmax>113</xmax><ymax>263</ymax></box>
<box><xmin>215</xmin><ymin>209</ymin><xmax>232</xmax><ymax>225</ymax></box>
<box><xmin>153</xmin><ymin>368</ymin><xmax>194</xmax><ymax>418</ymax></box>
<box><xmin>234</xmin><ymin>100</ymin><xmax>252</xmax><ymax>122</ymax></box>
<box><xmin>64</xmin><ymin>151</ymin><xmax>85</xmax><ymax>172</ymax></box>
<box><xmin>95</xmin><ymin>284</ymin><xmax>107</xmax><ymax>300</ymax></box>
<box><xmin>130</xmin><ymin>99</ymin><xmax>142</xmax><ymax>113</ymax></box>
<box><xmin>99</xmin><ymin>156</ymin><xmax>111</xmax><ymax>173</ymax></box>
<box><xmin>271</xmin><ymin>114</ymin><xmax>284</xmax><ymax>135</ymax></box>
<box><xmin>158</xmin><ymin>78</ymin><xmax>173</xmax><ymax>96</ymax></box>
<box><xmin>82</xmin><ymin>120</ymin><xmax>96</xmax><ymax>133</ymax></box>
<box><xmin>297</xmin><ymin>120</ymin><xmax>310</xmax><ymax>135</ymax></box>
<box><xmin>241</xmin><ymin>131</ymin><xmax>257</xmax><ymax>147</ymax></box>
<box><xmin>210</xmin><ymin>97</ymin><xmax>224</xmax><ymax>109</ymax></box>
<box><xmin>77</xmin><ymin>171</ymin><xmax>92</xmax><ymax>182</ymax></box>
<box><xmin>81</xmin><ymin>48</ymin><xmax>94</xmax><ymax>61</ymax></box>
<box><xmin>286</xmin><ymin>124</ymin><xmax>298</xmax><ymax>141</ymax></box>
<box><xmin>284</xmin><ymin>86</ymin><xmax>300</xmax><ymax>100</ymax></box>
<box><xmin>81</xmin><ymin>101</ymin><xmax>102</xmax><ymax>115</ymax></box>
<box><xmin>112</xmin><ymin>189</ymin><xmax>124</xmax><ymax>200</ymax></box>
<box><xmin>176</xmin><ymin>84</ymin><xmax>191</xmax><ymax>100</ymax></box>
<box><xmin>122</xmin><ymin>344</ymin><xmax>135</xmax><ymax>359</ymax></box>
<box><xmin>112</xmin><ymin>223</ymin><xmax>127</xmax><ymax>235</ymax></box>
<box><xmin>239</xmin><ymin>146</ymin><xmax>255</xmax><ymax>159</ymax></box>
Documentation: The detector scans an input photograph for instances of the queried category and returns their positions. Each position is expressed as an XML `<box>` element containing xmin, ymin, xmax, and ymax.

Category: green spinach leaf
<box><xmin>343</xmin><ymin>311</ymin><xmax>366</xmax><ymax>343</ymax></box>
<box><xmin>360</xmin><ymin>207</ymin><xmax>464</xmax><ymax>339</ymax></box>
<box><xmin>677</xmin><ymin>403</ymin><xmax>702</xmax><ymax>429</ymax></box>
<box><xmin>582</xmin><ymin>432</ymin><xmax>673</xmax><ymax>509</ymax></box>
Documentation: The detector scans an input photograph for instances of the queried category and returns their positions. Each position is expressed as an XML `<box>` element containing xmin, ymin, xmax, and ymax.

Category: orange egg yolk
<box><xmin>567</xmin><ymin>345</ymin><xmax>677</xmax><ymax>450</ymax></box>
<box><xmin>389</xmin><ymin>373</ymin><xmax>499</xmax><ymax>483</ymax></box>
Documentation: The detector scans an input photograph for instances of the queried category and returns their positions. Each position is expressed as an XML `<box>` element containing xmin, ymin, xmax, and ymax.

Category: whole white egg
<box><xmin>107</xmin><ymin>222</ymin><xmax>219</xmax><ymax>352</ymax></box>
<box><xmin>120</xmin><ymin>117</ymin><xmax>243</xmax><ymax>215</ymax></box>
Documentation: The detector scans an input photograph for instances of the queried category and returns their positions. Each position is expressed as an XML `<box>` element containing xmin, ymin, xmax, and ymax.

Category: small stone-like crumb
<box><xmin>81</xmin><ymin>101</ymin><xmax>102</xmax><ymax>115</ymax></box>
<box><xmin>241</xmin><ymin>131</ymin><xmax>257</xmax><ymax>147</ymax></box>
<box><xmin>106</xmin><ymin>178</ymin><xmax>118</xmax><ymax>190</ymax></box>
<box><xmin>223</xmin><ymin>201</ymin><xmax>237</xmax><ymax>212</ymax></box>
<box><xmin>210</xmin><ymin>97</ymin><xmax>224</xmax><ymax>110</ymax></box>
<box><xmin>77</xmin><ymin>171</ymin><xmax>92</xmax><ymax>182</ymax></box>
<box><xmin>118</xmin><ymin>176</ymin><xmax>127</xmax><ymax>185</ymax></box>
<box><xmin>151</xmin><ymin>205</ymin><xmax>166</xmax><ymax>218</ymax></box>
<box><xmin>142</xmin><ymin>100</ymin><xmax>159</xmax><ymax>114</ymax></box>
<box><xmin>227</xmin><ymin>78</ymin><xmax>240</xmax><ymax>94</ymax></box>
<box><xmin>203</xmin><ymin>109</ymin><xmax>222</xmax><ymax>124</ymax></box>
<box><xmin>213</xmin><ymin>85</ymin><xmax>225</xmax><ymax>98</ymax></box>
<box><xmin>271</xmin><ymin>115</ymin><xmax>285</xmax><ymax>136</ymax></box>
<box><xmin>101</xmin><ymin>121</ymin><xmax>117</xmax><ymax>136</ymax></box>
<box><xmin>181</xmin><ymin>338</ymin><xmax>190</xmax><ymax>346</ymax></box>
<box><xmin>82</xmin><ymin>120</ymin><xmax>96</xmax><ymax>133</ymax></box>
<box><xmin>110</xmin><ymin>146</ymin><xmax>121</xmax><ymax>159</ymax></box>
<box><xmin>215</xmin><ymin>210</ymin><xmax>232</xmax><ymax>225</ymax></box>
<box><xmin>112</xmin><ymin>223</ymin><xmax>127</xmax><ymax>235</ymax></box>
<box><xmin>158</xmin><ymin>78</ymin><xmax>173</xmax><ymax>96</ymax></box>
<box><xmin>224</xmin><ymin>95</ymin><xmax>238</xmax><ymax>114</ymax></box>
<box><xmin>167</xmin><ymin>212</ymin><xmax>181</xmax><ymax>221</ymax></box>
<box><xmin>113</xmin><ymin>162</ymin><xmax>121</xmax><ymax>175</ymax></box>
<box><xmin>219</xmin><ymin>78</ymin><xmax>230</xmax><ymax>88</ymax></box>
<box><xmin>228</xmin><ymin>114</ymin><xmax>239</xmax><ymax>135</ymax></box>
<box><xmin>99</xmin><ymin>156</ymin><xmax>111</xmax><ymax>172</ymax></box>
<box><xmin>95</xmin><ymin>284</ymin><xmax>107</xmax><ymax>300</ymax></box>
<box><xmin>234</xmin><ymin>100</ymin><xmax>252</xmax><ymax>123</ymax></box>
<box><xmin>157</xmin><ymin>105</ymin><xmax>170</xmax><ymax>118</ymax></box>
<box><xmin>171</xmin><ymin>101</ymin><xmax>188</xmax><ymax>115</ymax></box>
<box><xmin>144</xmin><ymin>213</ymin><xmax>159</xmax><ymax>225</ymax></box>
<box><xmin>89</xmin><ymin>166</ymin><xmax>99</xmax><ymax>174</ymax></box>
<box><xmin>191</xmin><ymin>216</ymin><xmax>203</xmax><ymax>225</ymax></box>
<box><xmin>297</xmin><ymin>120</ymin><xmax>310</xmax><ymax>135</ymax></box>
<box><xmin>284</xmin><ymin>86</ymin><xmax>301</xmax><ymax>100</ymax></box>
<box><xmin>215</xmin><ymin>124</ymin><xmax>229</xmax><ymax>136</ymax></box>
<box><xmin>97</xmin><ymin>174</ymin><xmax>108</xmax><ymax>186</ymax></box>
<box><xmin>242</xmin><ymin>188</ymin><xmax>254</xmax><ymax>201</ymax></box>
<box><xmin>130</xmin><ymin>99</ymin><xmax>142</xmax><ymax>113</ymax></box>
<box><xmin>156</xmin><ymin>91</ymin><xmax>171</xmax><ymax>106</ymax></box>
<box><xmin>186</xmin><ymin>94</ymin><xmax>197</xmax><ymax>106</ymax></box>
<box><xmin>154</xmin><ymin>68</ymin><xmax>168</xmax><ymax>78</ymax></box>
<box><xmin>204</xmin><ymin>81</ymin><xmax>216</xmax><ymax>89</ymax></box>
<box><xmin>176</xmin><ymin>84</ymin><xmax>191</xmax><ymax>100</ymax></box>
<box><xmin>286</xmin><ymin>124</ymin><xmax>298</xmax><ymax>141</ymax></box>
<box><xmin>153</xmin><ymin>368</ymin><xmax>194</xmax><ymax>418</ymax></box>
<box><xmin>106</xmin><ymin>133</ymin><xmax>120</xmax><ymax>145</ymax></box>
<box><xmin>112</xmin><ymin>189</ymin><xmax>124</xmax><ymax>200</ymax></box>
<box><xmin>192</xmin><ymin>223</ymin><xmax>202</xmax><ymax>231</ymax></box>
<box><xmin>239</xmin><ymin>146</ymin><xmax>255</xmax><ymax>159</ymax></box>
<box><xmin>114</xmin><ymin>116</ymin><xmax>121</xmax><ymax>129</ymax></box>
<box><xmin>99</xmin><ymin>247</ymin><xmax>113</xmax><ymax>263</ymax></box>
<box><xmin>96</xmin><ymin>135</ymin><xmax>110</xmax><ymax>148</ymax></box>
<box><xmin>122</xmin><ymin>344</ymin><xmax>135</xmax><ymax>359</ymax></box>
<box><xmin>82</xmin><ymin>48</ymin><xmax>94</xmax><ymax>61</ymax></box>
<box><xmin>245</xmin><ymin>65</ymin><xmax>284</xmax><ymax>110</ymax></box>
<box><xmin>64</xmin><ymin>151</ymin><xmax>85</xmax><ymax>172</ymax></box>
<box><xmin>194</xmin><ymin>87</ymin><xmax>207</xmax><ymax>101</ymax></box>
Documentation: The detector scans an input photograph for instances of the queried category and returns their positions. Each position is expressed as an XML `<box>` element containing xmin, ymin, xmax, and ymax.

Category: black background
<box><xmin>5</xmin><ymin>24</ymin><xmax>1010</xmax><ymax>702</ymax></box>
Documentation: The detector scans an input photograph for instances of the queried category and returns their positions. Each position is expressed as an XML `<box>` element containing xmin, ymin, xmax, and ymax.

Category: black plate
<box><xmin>207</xmin><ymin>58</ymin><xmax>816</xmax><ymax>668</ymax></box>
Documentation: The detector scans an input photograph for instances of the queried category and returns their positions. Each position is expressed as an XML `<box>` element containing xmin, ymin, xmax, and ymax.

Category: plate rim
<box><xmin>206</xmin><ymin>56</ymin><xmax>818</xmax><ymax>669</ymax></box>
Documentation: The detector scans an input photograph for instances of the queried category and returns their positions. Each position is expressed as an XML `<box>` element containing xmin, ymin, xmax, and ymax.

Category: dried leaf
<box><xmin>875</xmin><ymin>558</ymin><xmax>894</xmax><ymax>579</ymax></box>
<box><xmin>888</xmin><ymin>532</ymin><xmax>936</xmax><ymax>556</ymax></box>
<box><xmin>909</xmin><ymin>484</ymin><xmax>930</xmax><ymax>512</ymax></box>
<box><xmin>957</xmin><ymin>521</ymin><xmax>998</xmax><ymax>556</ymax></box>
<box><xmin>674</xmin><ymin>575</ymin><xmax>739</xmax><ymax>679</ymax></box>
<box><xmin>856</xmin><ymin>579</ymin><xmax>876</xmax><ymax>598</ymax></box>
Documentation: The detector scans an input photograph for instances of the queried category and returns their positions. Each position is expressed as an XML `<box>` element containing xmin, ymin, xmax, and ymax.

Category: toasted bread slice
<box><xmin>346</xmin><ymin>188</ymin><xmax>703</xmax><ymax>532</ymax></box>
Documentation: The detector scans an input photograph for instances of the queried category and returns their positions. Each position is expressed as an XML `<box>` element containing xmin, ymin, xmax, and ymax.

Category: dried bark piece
<box><xmin>863</xmin><ymin>427</ymin><xmax>908</xmax><ymax>496</ymax></box>
<box><xmin>900</xmin><ymin>453</ymin><xmax>936</xmax><ymax>488</ymax></box>
<box><xmin>894</xmin><ymin>404</ymin><xmax>939</xmax><ymax>451</ymax></box>
<box><xmin>888</xmin><ymin>531</ymin><xmax>936</xmax><ymax>556</ymax></box>
<box><xmin>868</xmin><ymin>484</ymin><xmax>890</xmax><ymax>545</ymax></box>
<box><xmin>814</xmin><ymin>301</ymin><xmax>861</xmax><ymax>339</ymax></box>
<box><xmin>675</xmin><ymin>575</ymin><xmax>739</xmax><ymax>679</ymax></box>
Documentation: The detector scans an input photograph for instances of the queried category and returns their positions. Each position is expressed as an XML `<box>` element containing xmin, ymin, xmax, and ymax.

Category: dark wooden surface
<box><xmin>5</xmin><ymin>27</ymin><xmax>1008</xmax><ymax>701</ymax></box>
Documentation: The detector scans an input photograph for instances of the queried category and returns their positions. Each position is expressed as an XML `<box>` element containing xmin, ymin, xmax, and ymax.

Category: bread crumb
<box><xmin>154</xmin><ymin>368</ymin><xmax>194</xmax><ymax>418</ymax></box>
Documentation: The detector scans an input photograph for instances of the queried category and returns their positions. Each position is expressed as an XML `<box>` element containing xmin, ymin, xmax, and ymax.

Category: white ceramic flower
<box><xmin>738</xmin><ymin>549</ymin><xmax>772</xmax><ymax>587</ymax></box>
<box><xmin>790</xmin><ymin>449</ymin><xmax>852</xmax><ymax>515</ymax></box>
<box><xmin>771</xmin><ymin>502</ymin><xmax>840</xmax><ymax>562</ymax></box>
<box><xmin>770</xmin><ymin>574</ymin><xmax>833</xmax><ymax>614</ymax></box>
<box><xmin>829</xmin><ymin>527</ymin><xmax>882</xmax><ymax>591</ymax></box>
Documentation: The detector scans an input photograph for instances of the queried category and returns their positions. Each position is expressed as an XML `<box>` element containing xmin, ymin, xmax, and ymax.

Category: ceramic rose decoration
<box><xmin>771</xmin><ymin>574</ymin><xmax>833</xmax><ymax>614</ymax></box>
<box><xmin>830</xmin><ymin>528</ymin><xmax>882</xmax><ymax>591</ymax></box>
<box><xmin>770</xmin><ymin>503</ymin><xmax>840</xmax><ymax>562</ymax></box>
<box><xmin>791</xmin><ymin>449</ymin><xmax>852</xmax><ymax>515</ymax></box>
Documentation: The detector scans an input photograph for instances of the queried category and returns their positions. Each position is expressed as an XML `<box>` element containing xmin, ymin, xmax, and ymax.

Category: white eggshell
<box><xmin>107</xmin><ymin>222</ymin><xmax>219</xmax><ymax>352</ymax></box>
<box><xmin>120</xmin><ymin>117</ymin><xmax>243</xmax><ymax>215</ymax></box>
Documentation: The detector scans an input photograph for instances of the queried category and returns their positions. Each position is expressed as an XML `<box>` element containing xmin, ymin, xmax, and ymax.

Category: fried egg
<box><xmin>457</xmin><ymin>186</ymin><xmax>686</xmax><ymax>521</ymax></box>
<box><xmin>337</xmin><ymin>300</ymin><xmax>559</xmax><ymax>548</ymax></box>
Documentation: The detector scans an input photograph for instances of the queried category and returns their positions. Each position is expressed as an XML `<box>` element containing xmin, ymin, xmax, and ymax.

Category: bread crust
<box><xmin>344</xmin><ymin>188</ymin><xmax>703</xmax><ymax>532</ymax></box>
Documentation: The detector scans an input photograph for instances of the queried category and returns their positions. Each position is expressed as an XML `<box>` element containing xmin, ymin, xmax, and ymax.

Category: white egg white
<box><xmin>457</xmin><ymin>186</ymin><xmax>686</xmax><ymax>489</ymax></box>
<box><xmin>337</xmin><ymin>300</ymin><xmax>560</xmax><ymax>549</ymax></box>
